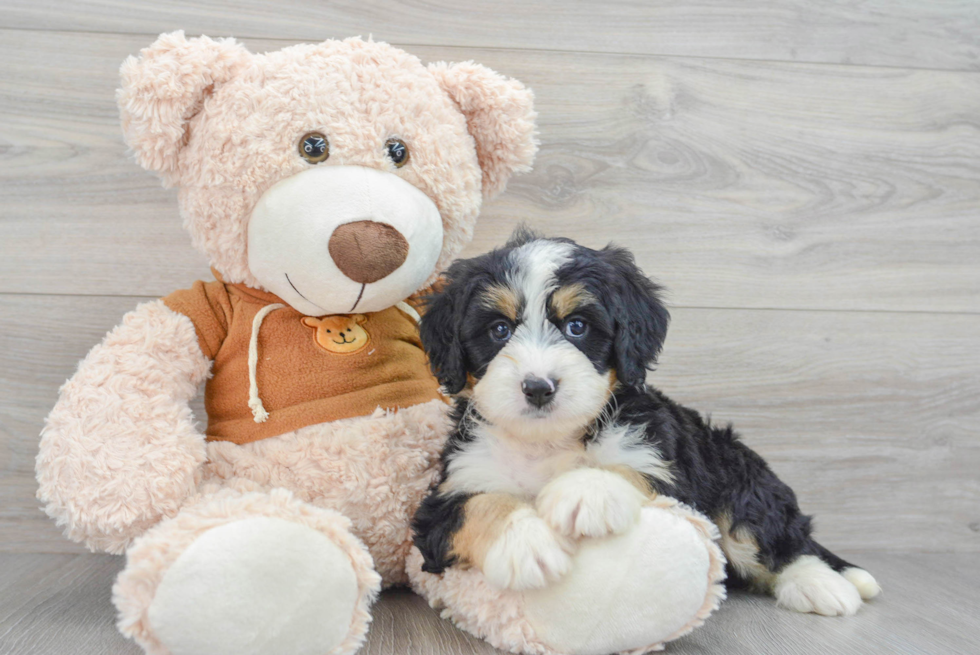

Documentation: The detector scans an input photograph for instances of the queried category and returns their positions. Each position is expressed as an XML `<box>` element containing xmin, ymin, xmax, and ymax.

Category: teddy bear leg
<box><xmin>408</xmin><ymin>497</ymin><xmax>726</xmax><ymax>655</ymax></box>
<box><xmin>113</xmin><ymin>487</ymin><xmax>381</xmax><ymax>655</ymax></box>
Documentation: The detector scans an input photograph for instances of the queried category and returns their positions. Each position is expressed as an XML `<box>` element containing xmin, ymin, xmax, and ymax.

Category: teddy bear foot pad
<box><xmin>113</xmin><ymin>489</ymin><xmax>383</xmax><ymax>655</ymax></box>
<box><xmin>147</xmin><ymin>517</ymin><xmax>357</xmax><ymax>655</ymax></box>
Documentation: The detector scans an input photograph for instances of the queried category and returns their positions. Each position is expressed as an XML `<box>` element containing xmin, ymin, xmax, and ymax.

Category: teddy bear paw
<box><xmin>146</xmin><ymin>517</ymin><xmax>363</xmax><ymax>655</ymax></box>
<box><xmin>536</xmin><ymin>467</ymin><xmax>645</xmax><ymax>539</ymax></box>
<box><xmin>481</xmin><ymin>508</ymin><xmax>574</xmax><ymax>591</ymax></box>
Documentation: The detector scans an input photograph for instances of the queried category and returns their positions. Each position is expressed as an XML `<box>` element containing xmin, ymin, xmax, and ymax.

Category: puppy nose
<box><xmin>328</xmin><ymin>220</ymin><xmax>409</xmax><ymax>284</ymax></box>
<box><xmin>522</xmin><ymin>376</ymin><xmax>559</xmax><ymax>408</ymax></box>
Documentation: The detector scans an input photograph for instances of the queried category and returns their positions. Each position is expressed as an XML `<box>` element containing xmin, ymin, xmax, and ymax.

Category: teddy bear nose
<box><xmin>328</xmin><ymin>220</ymin><xmax>409</xmax><ymax>284</ymax></box>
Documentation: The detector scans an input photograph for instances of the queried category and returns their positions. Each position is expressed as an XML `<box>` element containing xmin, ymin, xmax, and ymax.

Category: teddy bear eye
<box><xmin>299</xmin><ymin>132</ymin><xmax>330</xmax><ymax>164</ymax></box>
<box><xmin>385</xmin><ymin>139</ymin><xmax>409</xmax><ymax>168</ymax></box>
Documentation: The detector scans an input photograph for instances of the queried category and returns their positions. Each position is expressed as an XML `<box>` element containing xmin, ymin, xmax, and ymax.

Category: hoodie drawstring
<box><xmin>248</xmin><ymin>303</ymin><xmax>285</xmax><ymax>423</ymax></box>
<box><xmin>394</xmin><ymin>300</ymin><xmax>420</xmax><ymax>324</ymax></box>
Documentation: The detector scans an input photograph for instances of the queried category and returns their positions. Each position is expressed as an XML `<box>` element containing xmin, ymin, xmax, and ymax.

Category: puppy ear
<box><xmin>427</xmin><ymin>61</ymin><xmax>538</xmax><ymax>199</ymax></box>
<box><xmin>117</xmin><ymin>31</ymin><xmax>250</xmax><ymax>186</ymax></box>
<box><xmin>601</xmin><ymin>246</ymin><xmax>671</xmax><ymax>389</ymax></box>
<box><xmin>419</xmin><ymin>273</ymin><xmax>471</xmax><ymax>395</ymax></box>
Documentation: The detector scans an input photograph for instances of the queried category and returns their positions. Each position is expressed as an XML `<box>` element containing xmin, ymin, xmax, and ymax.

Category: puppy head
<box><xmin>420</xmin><ymin>229</ymin><xmax>669</xmax><ymax>441</ymax></box>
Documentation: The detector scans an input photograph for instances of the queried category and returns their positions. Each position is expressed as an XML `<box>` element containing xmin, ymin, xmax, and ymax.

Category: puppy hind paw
<box><xmin>482</xmin><ymin>508</ymin><xmax>573</xmax><ymax>591</ymax></box>
<box><xmin>536</xmin><ymin>468</ymin><xmax>644</xmax><ymax>539</ymax></box>
<box><xmin>842</xmin><ymin>567</ymin><xmax>881</xmax><ymax>600</ymax></box>
<box><xmin>775</xmin><ymin>555</ymin><xmax>863</xmax><ymax>617</ymax></box>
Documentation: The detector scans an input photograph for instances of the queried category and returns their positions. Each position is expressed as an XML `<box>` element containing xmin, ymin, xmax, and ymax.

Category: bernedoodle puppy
<box><xmin>412</xmin><ymin>229</ymin><xmax>880</xmax><ymax>616</ymax></box>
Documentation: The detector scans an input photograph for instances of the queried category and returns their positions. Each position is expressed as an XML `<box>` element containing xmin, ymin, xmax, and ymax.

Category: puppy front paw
<box><xmin>536</xmin><ymin>468</ymin><xmax>646</xmax><ymax>539</ymax></box>
<box><xmin>481</xmin><ymin>508</ymin><xmax>573</xmax><ymax>591</ymax></box>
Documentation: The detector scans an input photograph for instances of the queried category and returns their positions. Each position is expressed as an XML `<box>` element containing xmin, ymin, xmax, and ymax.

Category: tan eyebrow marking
<box><xmin>480</xmin><ymin>284</ymin><xmax>520</xmax><ymax>321</ymax></box>
<box><xmin>550</xmin><ymin>283</ymin><xmax>596</xmax><ymax>319</ymax></box>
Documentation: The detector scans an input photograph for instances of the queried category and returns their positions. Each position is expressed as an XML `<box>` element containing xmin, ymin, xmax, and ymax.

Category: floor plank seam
<box><xmin>3</xmin><ymin>291</ymin><xmax>980</xmax><ymax>319</ymax></box>
<box><xmin>1</xmin><ymin>25</ymin><xmax>978</xmax><ymax>76</ymax></box>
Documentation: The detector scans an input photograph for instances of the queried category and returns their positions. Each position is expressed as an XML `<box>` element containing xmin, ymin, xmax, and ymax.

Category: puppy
<box><xmin>412</xmin><ymin>229</ymin><xmax>880</xmax><ymax>616</ymax></box>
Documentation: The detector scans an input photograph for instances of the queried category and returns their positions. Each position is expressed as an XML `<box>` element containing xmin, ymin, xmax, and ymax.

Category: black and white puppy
<box><xmin>412</xmin><ymin>229</ymin><xmax>880</xmax><ymax>616</ymax></box>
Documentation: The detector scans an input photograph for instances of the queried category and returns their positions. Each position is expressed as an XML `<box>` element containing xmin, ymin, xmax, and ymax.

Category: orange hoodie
<box><xmin>163</xmin><ymin>277</ymin><xmax>443</xmax><ymax>445</ymax></box>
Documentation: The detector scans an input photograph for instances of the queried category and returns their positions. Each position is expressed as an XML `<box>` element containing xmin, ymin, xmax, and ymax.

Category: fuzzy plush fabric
<box><xmin>407</xmin><ymin>497</ymin><xmax>727</xmax><ymax>655</ymax></box>
<box><xmin>200</xmin><ymin>399</ymin><xmax>451</xmax><ymax>585</ymax></box>
<box><xmin>118</xmin><ymin>32</ymin><xmax>537</xmax><ymax>290</ymax></box>
<box><xmin>114</xmin><ymin>487</ymin><xmax>382</xmax><ymax>655</ymax></box>
<box><xmin>36</xmin><ymin>300</ymin><xmax>211</xmax><ymax>553</ymax></box>
<box><xmin>118</xmin><ymin>32</ymin><xmax>250</xmax><ymax>185</ymax></box>
<box><xmin>427</xmin><ymin>61</ymin><xmax>538</xmax><ymax>199</ymax></box>
<box><xmin>245</xmin><ymin>164</ymin><xmax>446</xmax><ymax>315</ymax></box>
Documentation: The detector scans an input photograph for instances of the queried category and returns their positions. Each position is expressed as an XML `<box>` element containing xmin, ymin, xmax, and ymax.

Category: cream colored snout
<box><xmin>248</xmin><ymin>166</ymin><xmax>444</xmax><ymax>316</ymax></box>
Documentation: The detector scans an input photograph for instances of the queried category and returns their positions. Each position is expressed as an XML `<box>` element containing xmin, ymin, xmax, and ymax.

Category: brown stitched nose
<box><xmin>328</xmin><ymin>220</ymin><xmax>409</xmax><ymax>284</ymax></box>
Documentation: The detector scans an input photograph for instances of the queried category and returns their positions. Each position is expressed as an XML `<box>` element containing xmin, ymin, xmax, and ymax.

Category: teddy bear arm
<box><xmin>37</xmin><ymin>300</ymin><xmax>211</xmax><ymax>553</ymax></box>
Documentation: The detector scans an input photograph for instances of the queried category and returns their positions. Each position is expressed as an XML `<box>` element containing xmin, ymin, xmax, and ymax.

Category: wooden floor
<box><xmin>1</xmin><ymin>1</ymin><xmax>978</xmax><ymax>654</ymax></box>
<box><xmin>2</xmin><ymin>552</ymin><xmax>979</xmax><ymax>655</ymax></box>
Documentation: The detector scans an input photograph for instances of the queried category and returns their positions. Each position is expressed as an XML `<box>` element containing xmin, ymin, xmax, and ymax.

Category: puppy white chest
<box><xmin>444</xmin><ymin>426</ymin><xmax>588</xmax><ymax>500</ymax></box>
<box><xmin>442</xmin><ymin>420</ymin><xmax>673</xmax><ymax>501</ymax></box>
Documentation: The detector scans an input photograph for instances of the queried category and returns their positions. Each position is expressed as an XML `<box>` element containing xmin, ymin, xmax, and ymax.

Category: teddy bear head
<box><xmin>118</xmin><ymin>32</ymin><xmax>536</xmax><ymax>315</ymax></box>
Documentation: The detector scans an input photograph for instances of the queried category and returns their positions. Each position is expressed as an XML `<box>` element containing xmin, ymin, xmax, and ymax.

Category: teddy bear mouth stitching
<box><xmin>287</xmin><ymin>272</ymin><xmax>368</xmax><ymax>314</ymax></box>
<box><xmin>349</xmin><ymin>283</ymin><xmax>367</xmax><ymax>312</ymax></box>
<box><xmin>284</xmin><ymin>272</ymin><xmax>329</xmax><ymax>315</ymax></box>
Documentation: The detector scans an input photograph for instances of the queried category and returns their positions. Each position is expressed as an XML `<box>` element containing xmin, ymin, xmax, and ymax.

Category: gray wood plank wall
<box><xmin>1</xmin><ymin>4</ymin><xmax>978</xmax><ymax>558</ymax></box>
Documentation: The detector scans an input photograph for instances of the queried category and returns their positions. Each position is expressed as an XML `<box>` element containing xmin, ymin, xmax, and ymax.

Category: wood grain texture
<box><xmin>2</xmin><ymin>552</ymin><xmax>979</xmax><ymax>655</ymax></box>
<box><xmin>2</xmin><ymin>2</ymin><xmax>978</xmax><ymax>651</ymax></box>
<box><xmin>2</xmin><ymin>30</ymin><xmax>979</xmax><ymax>312</ymax></box>
<box><xmin>3</xmin><ymin>294</ymin><xmax>977</xmax><ymax>553</ymax></box>
<box><xmin>2</xmin><ymin>1</ymin><xmax>979</xmax><ymax>71</ymax></box>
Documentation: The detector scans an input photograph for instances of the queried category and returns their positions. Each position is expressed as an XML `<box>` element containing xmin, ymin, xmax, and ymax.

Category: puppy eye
<box><xmin>564</xmin><ymin>319</ymin><xmax>588</xmax><ymax>338</ymax></box>
<box><xmin>489</xmin><ymin>321</ymin><xmax>512</xmax><ymax>343</ymax></box>
<box><xmin>299</xmin><ymin>132</ymin><xmax>329</xmax><ymax>164</ymax></box>
<box><xmin>386</xmin><ymin>139</ymin><xmax>409</xmax><ymax>167</ymax></box>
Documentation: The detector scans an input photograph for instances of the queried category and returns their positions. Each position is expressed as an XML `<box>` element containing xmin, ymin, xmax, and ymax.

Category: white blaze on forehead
<box><xmin>506</xmin><ymin>239</ymin><xmax>574</xmax><ymax>330</ymax></box>
<box><xmin>469</xmin><ymin>237</ymin><xmax>611</xmax><ymax>445</ymax></box>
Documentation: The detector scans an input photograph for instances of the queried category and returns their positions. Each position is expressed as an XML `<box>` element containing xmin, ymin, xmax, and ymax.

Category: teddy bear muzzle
<box><xmin>247</xmin><ymin>165</ymin><xmax>444</xmax><ymax>316</ymax></box>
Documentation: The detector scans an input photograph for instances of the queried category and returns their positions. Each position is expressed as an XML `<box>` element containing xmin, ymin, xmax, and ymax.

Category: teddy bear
<box><xmin>36</xmin><ymin>31</ymin><xmax>725</xmax><ymax>655</ymax></box>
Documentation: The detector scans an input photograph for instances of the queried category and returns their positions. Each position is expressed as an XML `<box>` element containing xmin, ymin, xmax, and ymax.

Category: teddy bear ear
<box><xmin>428</xmin><ymin>61</ymin><xmax>538</xmax><ymax>199</ymax></box>
<box><xmin>117</xmin><ymin>31</ymin><xmax>250</xmax><ymax>186</ymax></box>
